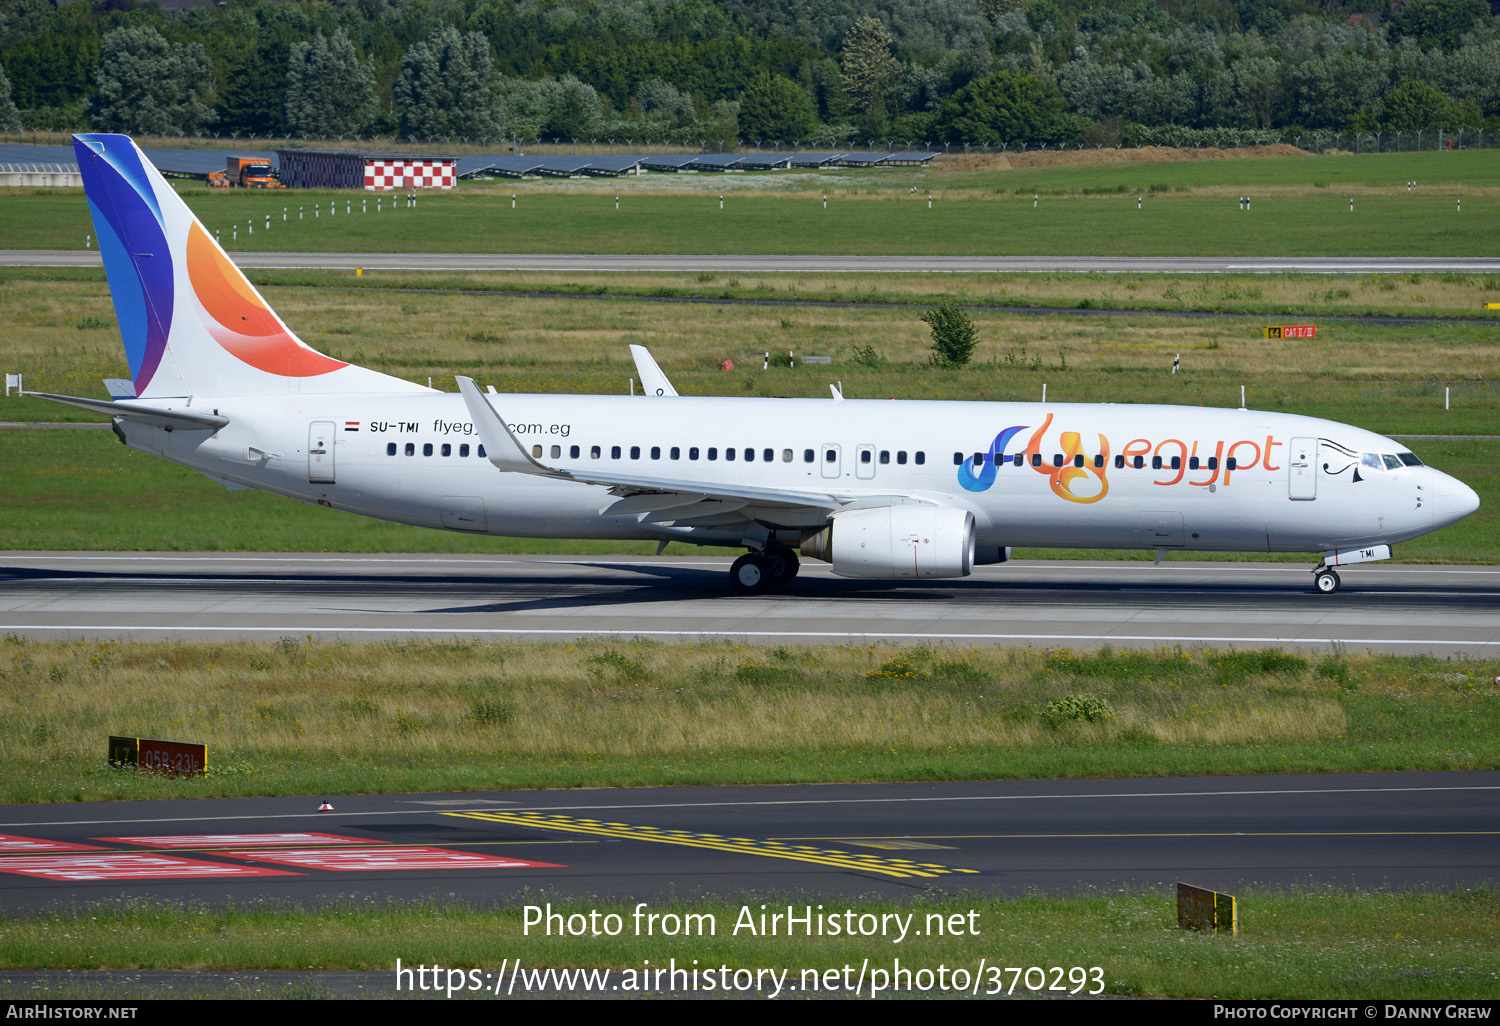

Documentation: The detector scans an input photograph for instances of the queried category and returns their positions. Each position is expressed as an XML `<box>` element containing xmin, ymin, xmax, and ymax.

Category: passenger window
<box><xmin>551</xmin><ymin>445</ymin><xmax>562</xmax><ymax>459</ymax></box>
<box><xmin>1152</xmin><ymin>456</ymin><xmax>1162</xmax><ymax>470</ymax></box>
<box><xmin>1189</xmin><ymin>457</ymin><xmax>1199</xmax><ymax>470</ymax></box>
<box><xmin>1207</xmin><ymin>456</ymin><xmax>1218</xmax><ymax>470</ymax></box>
<box><xmin>709</xmin><ymin>447</ymin><xmax>718</xmax><ymax>461</ymax></box>
<box><xmin>1225</xmin><ymin>457</ymin><xmax>1237</xmax><ymax>471</ymax></box>
<box><xmin>650</xmin><ymin>446</ymin><xmax>661</xmax><ymax>459</ymax></box>
<box><xmin>530</xmin><ymin>444</ymin><xmax>541</xmax><ymax>458</ymax></box>
<box><xmin>781</xmin><ymin>449</ymin><xmax>792</xmax><ymax>463</ymax></box>
<box><xmin>405</xmin><ymin>443</ymin><xmax>415</xmax><ymax>456</ymax></box>
<box><xmin>727</xmin><ymin>448</ymin><xmax>736</xmax><ymax>461</ymax></box>
<box><xmin>860</xmin><ymin>450</ymin><xmax>872</xmax><ymax>464</ymax></box>
<box><xmin>953</xmin><ymin>452</ymin><xmax>963</xmax><ymax>465</ymax></box>
<box><xmin>973</xmin><ymin>452</ymin><xmax>984</xmax><ymax>466</ymax></box>
<box><xmin>1073</xmin><ymin>454</ymin><xmax>1084</xmax><ymax>468</ymax></box>
<box><xmin>1094</xmin><ymin>454</ymin><xmax>1104</xmax><ymax>469</ymax></box>
<box><xmin>1171</xmin><ymin>456</ymin><xmax>1181</xmax><ymax>470</ymax></box>
<box><xmin>460</xmin><ymin>444</ymin><xmax>470</xmax><ymax>457</ymax></box>
<box><xmin>764</xmin><ymin>449</ymin><xmax>774</xmax><ymax>462</ymax></box>
<box><xmin>744</xmin><ymin>448</ymin><xmax>754</xmax><ymax>462</ymax></box>
<box><xmin>1113</xmin><ymin>455</ymin><xmax>1123</xmax><ymax>469</ymax></box>
<box><xmin>570</xmin><ymin>445</ymin><xmax>580</xmax><ymax>459</ymax></box>
<box><xmin>1133</xmin><ymin>455</ymin><xmax>1144</xmax><ymax>469</ymax></box>
<box><xmin>386</xmin><ymin>442</ymin><xmax>397</xmax><ymax>456</ymax></box>
<box><xmin>1052</xmin><ymin>454</ymin><xmax>1064</xmax><ymax>468</ymax></box>
<box><xmin>670</xmin><ymin>447</ymin><xmax>680</xmax><ymax>460</ymax></box>
<box><xmin>689</xmin><ymin>447</ymin><xmax>699</xmax><ymax>460</ymax></box>
<box><xmin>630</xmin><ymin>445</ymin><xmax>641</xmax><ymax>459</ymax></box>
<box><xmin>1031</xmin><ymin>453</ymin><xmax>1042</xmax><ymax>467</ymax></box>
<box><xmin>880</xmin><ymin>450</ymin><xmax>890</xmax><ymax>464</ymax></box>
<box><xmin>591</xmin><ymin>445</ymin><xmax>601</xmax><ymax>459</ymax></box>
<box><xmin>897</xmin><ymin>451</ymin><xmax>908</xmax><ymax>465</ymax></box>
<box><xmin>441</xmin><ymin>443</ymin><xmax>451</xmax><ymax>457</ymax></box>
<box><xmin>424</xmin><ymin>443</ymin><xmax>434</xmax><ymax>457</ymax></box>
<box><xmin>803</xmin><ymin>449</ymin><xmax>815</xmax><ymax>463</ymax></box>
<box><xmin>915</xmin><ymin>452</ymin><xmax>925</xmax><ymax>465</ymax></box>
<box><xmin>611</xmin><ymin>445</ymin><xmax>621</xmax><ymax>459</ymax></box>
<box><xmin>477</xmin><ymin>445</ymin><xmax>486</xmax><ymax>458</ymax></box>
<box><xmin>1013</xmin><ymin>454</ymin><xmax>1024</xmax><ymax>467</ymax></box>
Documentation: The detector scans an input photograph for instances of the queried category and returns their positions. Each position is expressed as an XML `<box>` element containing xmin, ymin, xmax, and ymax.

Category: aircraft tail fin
<box><xmin>73</xmin><ymin>134</ymin><xmax>427</xmax><ymax>399</ymax></box>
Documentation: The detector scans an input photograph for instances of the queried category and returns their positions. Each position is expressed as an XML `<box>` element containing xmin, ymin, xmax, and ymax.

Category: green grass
<box><xmin>3</xmin><ymin>150</ymin><xmax>1497</xmax><ymax>256</ymax></box>
<box><xmin>3</xmin><ymin>890</ymin><xmax>1498</xmax><ymax>999</ymax></box>
<box><xmin>2</xmin><ymin>640</ymin><xmax>1495</xmax><ymax>803</ymax></box>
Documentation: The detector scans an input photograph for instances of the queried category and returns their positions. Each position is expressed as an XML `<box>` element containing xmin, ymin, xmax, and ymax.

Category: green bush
<box><xmin>922</xmin><ymin>302</ymin><xmax>977</xmax><ymax>367</ymax></box>
<box><xmin>1045</xmin><ymin>693</ymin><xmax>1115</xmax><ymax>725</ymax></box>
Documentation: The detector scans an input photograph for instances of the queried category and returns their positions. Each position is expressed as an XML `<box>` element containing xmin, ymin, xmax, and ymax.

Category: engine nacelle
<box><xmin>801</xmin><ymin>506</ymin><xmax>975</xmax><ymax>579</ymax></box>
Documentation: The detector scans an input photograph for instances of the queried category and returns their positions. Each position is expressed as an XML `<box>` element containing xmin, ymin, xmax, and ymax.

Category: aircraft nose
<box><xmin>1431</xmin><ymin>474</ymin><xmax>1480</xmax><ymax>527</ymax></box>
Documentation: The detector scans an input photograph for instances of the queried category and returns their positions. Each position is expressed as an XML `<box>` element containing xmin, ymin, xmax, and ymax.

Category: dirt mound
<box><xmin>931</xmin><ymin>143</ymin><xmax>1308</xmax><ymax>173</ymax></box>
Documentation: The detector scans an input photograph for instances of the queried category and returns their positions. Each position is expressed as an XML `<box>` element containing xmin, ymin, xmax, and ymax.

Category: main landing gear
<box><xmin>729</xmin><ymin>546</ymin><xmax>800</xmax><ymax>595</ymax></box>
<box><xmin>1312</xmin><ymin>565</ymin><xmax>1342</xmax><ymax>594</ymax></box>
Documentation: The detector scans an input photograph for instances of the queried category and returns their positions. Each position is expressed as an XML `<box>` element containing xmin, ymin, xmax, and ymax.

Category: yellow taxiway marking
<box><xmin>444</xmin><ymin>811</ymin><xmax>981</xmax><ymax>880</ymax></box>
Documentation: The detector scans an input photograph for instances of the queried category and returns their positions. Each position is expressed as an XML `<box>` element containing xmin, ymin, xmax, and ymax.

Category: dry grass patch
<box><xmin>4</xmin><ymin>638</ymin><xmax>1494</xmax><ymax>801</ymax></box>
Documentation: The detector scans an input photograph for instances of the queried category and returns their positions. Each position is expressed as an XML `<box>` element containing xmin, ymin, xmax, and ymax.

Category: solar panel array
<box><xmin>0</xmin><ymin>142</ymin><xmax>940</xmax><ymax>183</ymax></box>
<box><xmin>0</xmin><ymin>162</ymin><xmax>79</xmax><ymax>174</ymax></box>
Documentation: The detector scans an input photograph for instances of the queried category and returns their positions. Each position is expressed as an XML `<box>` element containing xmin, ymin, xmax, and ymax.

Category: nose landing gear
<box><xmin>1313</xmin><ymin>565</ymin><xmax>1342</xmax><ymax>594</ymax></box>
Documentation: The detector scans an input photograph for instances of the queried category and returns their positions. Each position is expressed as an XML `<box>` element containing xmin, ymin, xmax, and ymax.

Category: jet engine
<box><xmin>800</xmin><ymin>506</ymin><xmax>975</xmax><ymax>579</ymax></box>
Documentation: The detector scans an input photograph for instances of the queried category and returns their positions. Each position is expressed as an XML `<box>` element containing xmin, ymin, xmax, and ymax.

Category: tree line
<box><xmin>1</xmin><ymin>0</ymin><xmax>1496</xmax><ymax>147</ymax></box>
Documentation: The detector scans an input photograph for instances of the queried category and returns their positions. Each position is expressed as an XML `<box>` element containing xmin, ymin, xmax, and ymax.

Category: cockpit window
<box><xmin>1382</xmin><ymin>454</ymin><xmax>1402</xmax><ymax>470</ymax></box>
<box><xmin>1398</xmin><ymin>452</ymin><xmax>1423</xmax><ymax>467</ymax></box>
<box><xmin>1361</xmin><ymin>453</ymin><xmax>1383</xmax><ymax>470</ymax></box>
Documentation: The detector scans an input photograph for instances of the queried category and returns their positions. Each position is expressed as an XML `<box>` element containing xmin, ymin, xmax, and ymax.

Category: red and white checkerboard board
<box><xmin>364</xmin><ymin>160</ymin><xmax>455</xmax><ymax>191</ymax></box>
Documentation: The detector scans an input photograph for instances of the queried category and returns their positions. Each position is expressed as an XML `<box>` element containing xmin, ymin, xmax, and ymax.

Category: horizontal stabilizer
<box><xmin>24</xmin><ymin>391</ymin><xmax>228</xmax><ymax>429</ymax></box>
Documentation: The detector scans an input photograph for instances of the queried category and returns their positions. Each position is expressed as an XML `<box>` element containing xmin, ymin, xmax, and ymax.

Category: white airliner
<box><xmin>32</xmin><ymin>134</ymin><xmax>1480</xmax><ymax>595</ymax></box>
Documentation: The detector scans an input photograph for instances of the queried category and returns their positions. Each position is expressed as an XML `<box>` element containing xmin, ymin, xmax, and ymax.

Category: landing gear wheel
<box><xmin>764</xmin><ymin>546</ymin><xmax>800</xmax><ymax>585</ymax></box>
<box><xmin>1314</xmin><ymin>568</ymin><xmax>1341</xmax><ymax>594</ymax></box>
<box><xmin>730</xmin><ymin>553</ymin><xmax>773</xmax><ymax>594</ymax></box>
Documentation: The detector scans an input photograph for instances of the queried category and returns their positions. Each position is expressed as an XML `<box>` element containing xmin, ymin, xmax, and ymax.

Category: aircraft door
<box><xmin>855</xmin><ymin>444</ymin><xmax>876</xmax><ymax>480</ymax></box>
<box><xmin>820</xmin><ymin>443</ymin><xmax>842</xmax><ymax>479</ymax></box>
<box><xmin>1289</xmin><ymin>436</ymin><xmax>1317</xmax><ymax>500</ymax></box>
<box><xmin>308</xmin><ymin>420</ymin><xmax>335</xmax><ymax>483</ymax></box>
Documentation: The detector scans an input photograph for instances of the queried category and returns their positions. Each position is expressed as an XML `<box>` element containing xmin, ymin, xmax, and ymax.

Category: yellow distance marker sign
<box><xmin>445</xmin><ymin>811</ymin><xmax>982</xmax><ymax>880</ymax></box>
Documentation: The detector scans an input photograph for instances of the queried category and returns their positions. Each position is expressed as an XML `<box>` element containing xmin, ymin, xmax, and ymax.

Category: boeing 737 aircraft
<box><xmin>31</xmin><ymin>134</ymin><xmax>1480</xmax><ymax>595</ymax></box>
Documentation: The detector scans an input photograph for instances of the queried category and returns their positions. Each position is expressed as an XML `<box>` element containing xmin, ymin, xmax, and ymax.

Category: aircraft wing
<box><xmin>457</xmin><ymin>375</ymin><xmax>874</xmax><ymax>522</ymax></box>
<box><xmin>24</xmin><ymin>391</ymin><xmax>229</xmax><ymax>430</ymax></box>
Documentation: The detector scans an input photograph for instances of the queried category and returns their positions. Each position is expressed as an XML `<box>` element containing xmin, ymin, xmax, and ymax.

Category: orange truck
<box><xmin>208</xmin><ymin>157</ymin><xmax>284</xmax><ymax>189</ymax></box>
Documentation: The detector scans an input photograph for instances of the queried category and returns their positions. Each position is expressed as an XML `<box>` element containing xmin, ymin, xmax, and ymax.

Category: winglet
<box><xmin>455</xmin><ymin>376</ymin><xmax>569</xmax><ymax>479</ymax></box>
<box><xmin>629</xmin><ymin>345</ymin><xmax>678</xmax><ymax>397</ymax></box>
